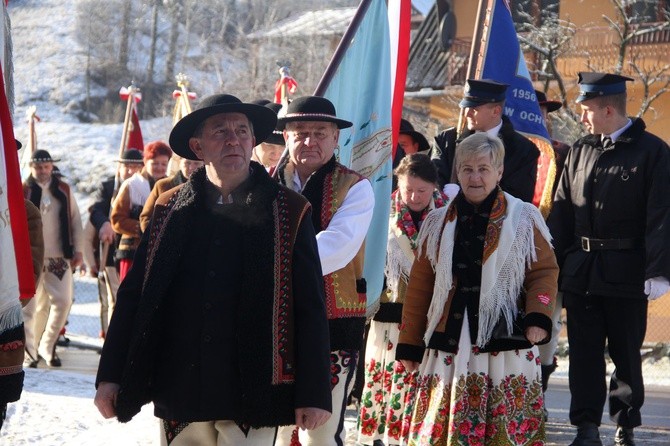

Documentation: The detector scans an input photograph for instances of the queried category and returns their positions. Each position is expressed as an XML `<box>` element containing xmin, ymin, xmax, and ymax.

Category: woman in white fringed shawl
<box><xmin>396</xmin><ymin>133</ymin><xmax>558</xmax><ymax>446</ymax></box>
<box><xmin>358</xmin><ymin>154</ymin><xmax>448</xmax><ymax>446</ymax></box>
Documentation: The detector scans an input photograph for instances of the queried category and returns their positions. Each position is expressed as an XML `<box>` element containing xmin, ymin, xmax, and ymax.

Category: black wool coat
<box><xmin>96</xmin><ymin>165</ymin><xmax>332</xmax><ymax>427</ymax></box>
<box><xmin>548</xmin><ymin>118</ymin><xmax>670</xmax><ymax>299</ymax></box>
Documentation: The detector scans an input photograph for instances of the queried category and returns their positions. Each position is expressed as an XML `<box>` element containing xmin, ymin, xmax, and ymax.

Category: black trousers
<box><xmin>564</xmin><ymin>292</ymin><xmax>647</xmax><ymax>428</ymax></box>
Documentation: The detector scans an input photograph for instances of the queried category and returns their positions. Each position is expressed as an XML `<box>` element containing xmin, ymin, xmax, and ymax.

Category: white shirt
<box><xmin>604</xmin><ymin>118</ymin><xmax>633</xmax><ymax>143</ymax></box>
<box><xmin>292</xmin><ymin>171</ymin><xmax>375</xmax><ymax>275</ymax></box>
<box><xmin>485</xmin><ymin>120</ymin><xmax>504</xmax><ymax>139</ymax></box>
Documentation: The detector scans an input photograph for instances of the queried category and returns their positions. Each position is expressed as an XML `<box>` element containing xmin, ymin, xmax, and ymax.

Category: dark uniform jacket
<box><xmin>547</xmin><ymin>118</ymin><xmax>670</xmax><ymax>300</ymax></box>
<box><xmin>96</xmin><ymin>164</ymin><xmax>332</xmax><ymax>427</ymax></box>
<box><xmin>88</xmin><ymin>176</ymin><xmax>118</xmax><ymax>267</ymax></box>
<box><xmin>430</xmin><ymin>116</ymin><xmax>540</xmax><ymax>203</ymax></box>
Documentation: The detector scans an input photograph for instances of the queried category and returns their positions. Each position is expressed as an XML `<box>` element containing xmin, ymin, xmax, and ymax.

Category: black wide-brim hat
<box><xmin>116</xmin><ymin>148</ymin><xmax>144</xmax><ymax>164</ymax></box>
<box><xmin>535</xmin><ymin>90</ymin><xmax>562</xmax><ymax>113</ymax></box>
<box><xmin>276</xmin><ymin>96</ymin><xmax>353</xmax><ymax>130</ymax></box>
<box><xmin>399</xmin><ymin>118</ymin><xmax>429</xmax><ymax>152</ymax></box>
<box><xmin>29</xmin><ymin>149</ymin><xmax>60</xmax><ymax>163</ymax></box>
<box><xmin>169</xmin><ymin>93</ymin><xmax>278</xmax><ymax>160</ymax></box>
<box><xmin>263</xmin><ymin>102</ymin><xmax>286</xmax><ymax>146</ymax></box>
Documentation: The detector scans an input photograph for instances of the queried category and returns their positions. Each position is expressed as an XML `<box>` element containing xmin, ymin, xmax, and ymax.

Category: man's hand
<box><xmin>94</xmin><ymin>382</ymin><xmax>120</xmax><ymax>419</ymax></box>
<box><xmin>70</xmin><ymin>252</ymin><xmax>83</xmax><ymax>269</ymax></box>
<box><xmin>98</xmin><ymin>222</ymin><xmax>115</xmax><ymax>244</ymax></box>
<box><xmin>295</xmin><ymin>407</ymin><xmax>330</xmax><ymax>431</ymax></box>
<box><xmin>644</xmin><ymin>277</ymin><xmax>670</xmax><ymax>301</ymax></box>
<box><xmin>400</xmin><ymin>359</ymin><xmax>420</xmax><ymax>373</ymax></box>
<box><xmin>525</xmin><ymin>326</ymin><xmax>548</xmax><ymax>345</ymax></box>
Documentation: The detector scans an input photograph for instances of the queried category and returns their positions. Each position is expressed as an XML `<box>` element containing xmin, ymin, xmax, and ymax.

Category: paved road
<box><xmin>59</xmin><ymin>343</ymin><xmax>670</xmax><ymax>445</ymax></box>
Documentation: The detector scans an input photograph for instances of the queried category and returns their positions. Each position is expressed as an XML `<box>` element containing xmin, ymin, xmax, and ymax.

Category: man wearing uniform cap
<box><xmin>95</xmin><ymin>93</ymin><xmax>332</xmax><ymax>445</ymax></box>
<box><xmin>430</xmin><ymin>78</ymin><xmax>540</xmax><ymax>202</ymax></box>
<box><xmin>548</xmin><ymin>72</ymin><xmax>670</xmax><ymax>446</ymax></box>
<box><xmin>22</xmin><ymin>149</ymin><xmax>84</xmax><ymax>368</ymax></box>
<box><xmin>273</xmin><ymin>95</ymin><xmax>375</xmax><ymax>446</ymax></box>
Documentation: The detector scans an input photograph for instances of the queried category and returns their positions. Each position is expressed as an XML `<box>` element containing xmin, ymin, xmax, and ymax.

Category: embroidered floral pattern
<box><xmin>161</xmin><ymin>419</ymin><xmax>190</xmax><ymax>445</ymax></box>
<box><xmin>359</xmin><ymin>354</ymin><xmax>417</xmax><ymax>444</ymax></box>
<box><xmin>393</xmin><ymin>189</ymin><xmax>447</xmax><ymax>250</ymax></box>
<box><xmin>47</xmin><ymin>258</ymin><xmax>69</xmax><ymax>281</ymax></box>
<box><xmin>272</xmin><ymin>189</ymin><xmax>295</xmax><ymax>384</ymax></box>
<box><xmin>482</xmin><ymin>188</ymin><xmax>506</xmax><ymax>264</ymax></box>
<box><xmin>407</xmin><ymin>364</ymin><xmax>545</xmax><ymax>445</ymax></box>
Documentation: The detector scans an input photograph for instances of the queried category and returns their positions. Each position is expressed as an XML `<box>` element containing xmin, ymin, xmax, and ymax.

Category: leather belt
<box><xmin>578</xmin><ymin>236</ymin><xmax>643</xmax><ymax>252</ymax></box>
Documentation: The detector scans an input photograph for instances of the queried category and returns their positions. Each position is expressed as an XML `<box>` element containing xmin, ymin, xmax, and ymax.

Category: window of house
<box><xmin>628</xmin><ymin>0</ymin><xmax>669</xmax><ymax>23</ymax></box>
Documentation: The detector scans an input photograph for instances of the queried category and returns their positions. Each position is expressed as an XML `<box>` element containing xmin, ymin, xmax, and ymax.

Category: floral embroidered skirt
<box><xmin>406</xmin><ymin>316</ymin><xmax>545</xmax><ymax>446</ymax></box>
<box><xmin>358</xmin><ymin>320</ymin><xmax>417</xmax><ymax>446</ymax></box>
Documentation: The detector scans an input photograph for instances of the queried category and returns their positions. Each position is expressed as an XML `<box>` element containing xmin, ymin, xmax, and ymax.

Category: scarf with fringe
<box><xmin>385</xmin><ymin>189</ymin><xmax>446</xmax><ymax>302</ymax></box>
<box><xmin>419</xmin><ymin>189</ymin><xmax>552</xmax><ymax>347</ymax></box>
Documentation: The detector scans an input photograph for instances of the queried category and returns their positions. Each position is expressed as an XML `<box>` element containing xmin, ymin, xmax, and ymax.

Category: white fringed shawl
<box><xmin>385</xmin><ymin>191</ymin><xmax>446</xmax><ymax>302</ymax></box>
<box><xmin>124</xmin><ymin>172</ymin><xmax>151</xmax><ymax>207</ymax></box>
<box><xmin>419</xmin><ymin>192</ymin><xmax>552</xmax><ymax>347</ymax></box>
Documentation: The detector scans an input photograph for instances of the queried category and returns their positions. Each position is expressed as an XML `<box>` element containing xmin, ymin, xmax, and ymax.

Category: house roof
<box><xmin>247</xmin><ymin>8</ymin><xmax>357</xmax><ymax>40</ymax></box>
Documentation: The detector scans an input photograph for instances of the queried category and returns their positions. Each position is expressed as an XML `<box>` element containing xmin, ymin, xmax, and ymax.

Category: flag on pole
<box><xmin>0</xmin><ymin>61</ymin><xmax>35</xmax><ymax>308</ymax></box>
<box><xmin>319</xmin><ymin>0</ymin><xmax>411</xmax><ymax>314</ymax></box>
<box><xmin>119</xmin><ymin>87</ymin><xmax>144</xmax><ymax>152</ymax></box>
<box><xmin>477</xmin><ymin>0</ymin><xmax>556</xmax><ymax>216</ymax></box>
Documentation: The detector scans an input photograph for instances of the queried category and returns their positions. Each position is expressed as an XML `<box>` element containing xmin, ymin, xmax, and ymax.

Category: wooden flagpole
<box><xmin>100</xmin><ymin>84</ymin><xmax>139</xmax><ymax>284</ymax></box>
<box><xmin>313</xmin><ymin>0</ymin><xmax>373</xmax><ymax>96</ymax></box>
<box><xmin>456</xmin><ymin>0</ymin><xmax>491</xmax><ymax>137</ymax></box>
<box><xmin>273</xmin><ymin>0</ymin><xmax>372</xmax><ymax>178</ymax></box>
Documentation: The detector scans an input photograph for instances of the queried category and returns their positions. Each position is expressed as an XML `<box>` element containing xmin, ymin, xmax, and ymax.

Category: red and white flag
<box><xmin>119</xmin><ymin>87</ymin><xmax>144</xmax><ymax>152</ymax></box>
<box><xmin>0</xmin><ymin>60</ymin><xmax>35</xmax><ymax>305</ymax></box>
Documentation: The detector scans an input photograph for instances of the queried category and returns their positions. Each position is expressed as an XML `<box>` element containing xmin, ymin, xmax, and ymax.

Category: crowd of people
<box><xmin>6</xmin><ymin>70</ymin><xmax>668</xmax><ymax>446</ymax></box>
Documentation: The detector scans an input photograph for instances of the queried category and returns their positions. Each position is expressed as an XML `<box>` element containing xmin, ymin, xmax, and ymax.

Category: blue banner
<box><xmin>323</xmin><ymin>0</ymin><xmax>393</xmax><ymax>314</ymax></box>
<box><xmin>480</xmin><ymin>0</ymin><xmax>555</xmax><ymax>215</ymax></box>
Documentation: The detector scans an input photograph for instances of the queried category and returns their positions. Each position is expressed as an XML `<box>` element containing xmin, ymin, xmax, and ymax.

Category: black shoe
<box><xmin>23</xmin><ymin>352</ymin><xmax>39</xmax><ymax>368</ymax></box>
<box><xmin>56</xmin><ymin>335</ymin><xmax>70</xmax><ymax>347</ymax></box>
<box><xmin>47</xmin><ymin>353</ymin><xmax>62</xmax><ymax>368</ymax></box>
<box><xmin>569</xmin><ymin>422</ymin><xmax>603</xmax><ymax>446</ymax></box>
<box><xmin>614</xmin><ymin>426</ymin><xmax>635</xmax><ymax>446</ymax></box>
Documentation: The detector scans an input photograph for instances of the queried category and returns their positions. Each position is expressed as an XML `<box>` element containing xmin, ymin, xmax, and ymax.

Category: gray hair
<box><xmin>454</xmin><ymin>133</ymin><xmax>505</xmax><ymax>172</ymax></box>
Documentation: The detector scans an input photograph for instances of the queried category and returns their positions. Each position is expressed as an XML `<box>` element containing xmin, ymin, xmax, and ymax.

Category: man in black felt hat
<box><xmin>251</xmin><ymin>101</ymin><xmax>285</xmax><ymax>171</ymax></box>
<box><xmin>85</xmin><ymin>148</ymin><xmax>144</xmax><ymax>338</ymax></box>
<box><xmin>548</xmin><ymin>72</ymin><xmax>670</xmax><ymax>446</ymax></box>
<box><xmin>273</xmin><ymin>95</ymin><xmax>374</xmax><ymax>446</ymax></box>
<box><xmin>22</xmin><ymin>149</ymin><xmax>84</xmax><ymax>369</ymax></box>
<box><xmin>95</xmin><ymin>94</ymin><xmax>332</xmax><ymax>445</ymax></box>
<box><xmin>430</xmin><ymin>78</ymin><xmax>540</xmax><ymax>203</ymax></box>
<box><xmin>535</xmin><ymin>89</ymin><xmax>570</xmax><ymax>197</ymax></box>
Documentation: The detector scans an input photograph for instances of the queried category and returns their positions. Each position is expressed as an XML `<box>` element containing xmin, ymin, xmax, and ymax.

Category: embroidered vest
<box><xmin>303</xmin><ymin>161</ymin><xmax>367</xmax><ymax>320</ymax></box>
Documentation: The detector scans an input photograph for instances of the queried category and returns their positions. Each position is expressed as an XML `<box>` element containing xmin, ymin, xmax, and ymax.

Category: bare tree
<box><xmin>600</xmin><ymin>0</ymin><xmax>670</xmax><ymax>118</ymax></box>
<box><xmin>119</xmin><ymin>0</ymin><xmax>132</xmax><ymax>70</ymax></box>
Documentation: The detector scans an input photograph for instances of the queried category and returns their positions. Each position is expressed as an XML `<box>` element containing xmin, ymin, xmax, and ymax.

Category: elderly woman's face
<box><xmin>456</xmin><ymin>153</ymin><xmax>502</xmax><ymax>206</ymax></box>
<box><xmin>397</xmin><ymin>174</ymin><xmax>435</xmax><ymax>212</ymax></box>
<box><xmin>146</xmin><ymin>155</ymin><xmax>170</xmax><ymax>180</ymax></box>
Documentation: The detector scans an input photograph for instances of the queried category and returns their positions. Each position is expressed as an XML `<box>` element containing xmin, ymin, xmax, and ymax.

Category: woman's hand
<box><xmin>525</xmin><ymin>326</ymin><xmax>548</xmax><ymax>345</ymax></box>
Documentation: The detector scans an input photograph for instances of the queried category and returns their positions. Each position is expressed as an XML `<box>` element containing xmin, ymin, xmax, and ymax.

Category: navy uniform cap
<box><xmin>576</xmin><ymin>72</ymin><xmax>633</xmax><ymax>103</ymax></box>
<box><xmin>459</xmin><ymin>79</ymin><xmax>509</xmax><ymax>108</ymax></box>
